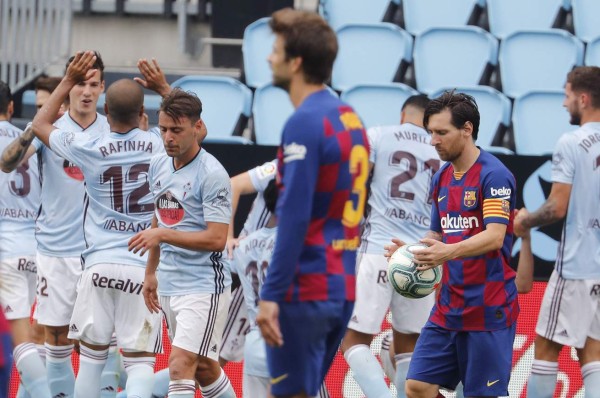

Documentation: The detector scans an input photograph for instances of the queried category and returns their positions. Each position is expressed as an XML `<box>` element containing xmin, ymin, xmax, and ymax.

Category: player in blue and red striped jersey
<box><xmin>386</xmin><ymin>91</ymin><xmax>519</xmax><ymax>398</ymax></box>
<box><xmin>256</xmin><ymin>8</ymin><xmax>370</xmax><ymax>398</ymax></box>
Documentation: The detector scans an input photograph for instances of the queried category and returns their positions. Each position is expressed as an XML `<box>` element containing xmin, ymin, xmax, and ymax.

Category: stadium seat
<box><xmin>332</xmin><ymin>23</ymin><xmax>413</xmax><ymax>92</ymax></box>
<box><xmin>252</xmin><ymin>83</ymin><xmax>294</xmax><ymax>146</ymax></box>
<box><xmin>585</xmin><ymin>36</ymin><xmax>600</xmax><ymax>66</ymax></box>
<box><xmin>413</xmin><ymin>26</ymin><xmax>498</xmax><ymax>95</ymax></box>
<box><xmin>171</xmin><ymin>75</ymin><xmax>254</xmax><ymax>144</ymax></box>
<box><xmin>242</xmin><ymin>17</ymin><xmax>274</xmax><ymax>89</ymax></box>
<box><xmin>572</xmin><ymin>0</ymin><xmax>600</xmax><ymax>43</ymax></box>
<box><xmin>499</xmin><ymin>30</ymin><xmax>583</xmax><ymax>98</ymax></box>
<box><xmin>429</xmin><ymin>86</ymin><xmax>513</xmax><ymax>154</ymax></box>
<box><xmin>320</xmin><ymin>0</ymin><xmax>393</xmax><ymax>31</ymax></box>
<box><xmin>401</xmin><ymin>0</ymin><xmax>479</xmax><ymax>36</ymax></box>
<box><xmin>20</xmin><ymin>90</ymin><xmax>37</xmax><ymax>119</ymax></box>
<box><xmin>340</xmin><ymin>83</ymin><xmax>419</xmax><ymax>129</ymax></box>
<box><xmin>486</xmin><ymin>0</ymin><xmax>569</xmax><ymax>39</ymax></box>
<box><xmin>512</xmin><ymin>90</ymin><xmax>573</xmax><ymax>156</ymax></box>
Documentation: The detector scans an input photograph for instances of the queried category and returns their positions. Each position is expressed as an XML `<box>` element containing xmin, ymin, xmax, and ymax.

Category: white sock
<box><xmin>15</xmin><ymin>383</ymin><xmax>31</xmax><ymax>398</ymax></box>
<box><xmin>168</xmin><ymin>379</ymin><xmax>195</xmax><ymax>397</ymax></box>
<box><xmin>36</xmin><ymin>344</ymin><xmax>46</xmax><ymax>366</ymax></box>
<box><xmin>118</xmin><ymin>354</ymin><xmax>128</xmax><ymax>390</ymax></box>
<box><xmin>394</xmin><ymin>353</ymin><xmax>411</xmax><ymax>398</ymax></box>
<box><xmin>344</xmin><ymin>344</ymin><xmax>392</xmax><ymax>398</ymax></box>
<box><xmin>152</xmin><ymin>368</ymin><xmax>170</xmax><ymax>397</ymax></box>
<box><xmin>317</xmin><ymin>382</ymin><xmax>330</xmax><ymax>398</ymax></box>
<box><xmin>582</xmin><ymin>361</ymin><xmax>600</xmax><ymax>398</ymax></box>
<box><xmin>527</xmin><ymin>359</ymin><xmax>558</xmax><ymax>398</ymax></box>
<box><xmin>380</xmin><ymin>334</ymin><xmax>395</xmax><ymax>382</ymax></box>
<box><xmin>14</xmin><ymin>342</ymin><xmax>51</xmax><ymax>398</ymax></box>
<box><xmin>75</xmin><ymin>345</ymin><xmax>108</xmax><ymax>398</ymax></box>
<box><xmin>45</xmin><ymin>343</ymin><xmax>75</xmax><ymax>398</ymax></box>
<box><xmin>200</xmin><ymin>368</ymin><xmax>236</xmax><ymax>398</ymax></box>
<box><xmin>101</xmin><ymin>338</ymin><xmax>120</xmax><ymax>398</ymax></box>
<box><xmin>123</xmin><ymin>356</ymin><xmax>156</xmax><ymax>398</ymax></box>
<box><xmin>454</xmin><ymin>382</ymin><xmax>465</xmax><ymax>398</ymax></box>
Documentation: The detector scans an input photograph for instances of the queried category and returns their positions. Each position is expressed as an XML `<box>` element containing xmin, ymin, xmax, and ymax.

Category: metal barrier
<box><xmin>0</xmin><ymin>0</ymin><xmax>72</xmax><ymax>91</ymax></box>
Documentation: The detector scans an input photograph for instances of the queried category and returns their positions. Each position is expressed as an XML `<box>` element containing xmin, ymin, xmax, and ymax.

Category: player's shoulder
<box><xmin>0</xmin><ymin>121</ymin><xmax>22</xmax><ymax>137</ymax></box>
<box><xmin>198</xmin><ymin>148</ymin><xmax>227</xmax><ymax>175</ymax></box>
<box><xmin>478</xmin><ymin>149</ymin><xmax>515</xmax><ymax>182</ymax></box>
<box><xmin>250</xmin><ymin>159</ymin><xmax>277</xmax><ymax>180</ymax></box>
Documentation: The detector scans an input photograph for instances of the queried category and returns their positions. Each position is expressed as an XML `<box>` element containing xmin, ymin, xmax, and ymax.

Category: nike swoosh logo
<box><xmin>270</xmin><ymin>373</ymin><xmax>289</xmax><ymax>384</ymax></box>
<box><xmin>438</xmin><ymin>195</ymin><xmax>446</xmax><ymax>202</ymax></box>
<box><xmin>487</xmin><ymin>379</ymin><xmax>500</xmax><ymax>387</ymax></box>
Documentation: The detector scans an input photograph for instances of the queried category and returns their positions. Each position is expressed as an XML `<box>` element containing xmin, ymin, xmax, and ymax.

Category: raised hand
<box><xmin>65</xmin><ymin>51</ymin><xmax>98</xmax><ymax>83</ymax></box>
<box><xmin>135</xmin><ymin>58</ymin><xmax>171</xmax><ymax>97</ymax></box>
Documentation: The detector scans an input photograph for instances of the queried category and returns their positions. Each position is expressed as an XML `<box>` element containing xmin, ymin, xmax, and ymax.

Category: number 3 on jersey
<box><xmin>343</xmin><ymin>144</ymin><xmax>369</xmax><ymax>228</ymax></box>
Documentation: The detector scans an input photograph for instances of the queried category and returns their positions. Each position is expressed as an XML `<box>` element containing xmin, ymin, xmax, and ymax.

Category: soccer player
<box><xmin>256</xmin><ymin>8</ymin><xmax>370</xmax><ymax>398</ymax></box>
<box><xmin>128</xmin><ymin>89</ymin><xmax>236</xmax><ymax>398</ymax></box>
<box><xmin>31</xmin><ymin>50</ymin><xmax>164</xmax><ymax>398</ymax></box>
<box><xmin>0</xmin><ymin>81</ymin><xmax>47</xmax><ymax>397</ymax></box>
<box><xmin>514</xmin><ymin>66</ymin><xmax>600</xmax><ymax>398</ymax></box>
<box><xmin>385</xmin><ymin>91</ymin><xmax>519</xmax><ymax>398</ymax></box>
<box><xmin>341</xmin><ymin>94</ymin><xmax>439</xmax><ymax>398</ymax></box>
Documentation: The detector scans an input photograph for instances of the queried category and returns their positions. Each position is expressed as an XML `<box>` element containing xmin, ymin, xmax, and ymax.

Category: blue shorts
<box><xmin>266</xmin><ymin>300</ymin><xmax>353</xmax><ymax>397</ymax></box>
<box><xmin>407</xmin><ymin>320</ymin><xmax>516</xmax><ymax>397</ymax></box>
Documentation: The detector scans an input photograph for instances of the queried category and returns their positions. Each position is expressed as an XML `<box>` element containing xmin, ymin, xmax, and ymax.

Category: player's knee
<box><xmin>405</xmin><ymin>379</ymin><xmax>435</xmax><ymax>398</ymax></box>
<box><xmin>169</xmin><ymin>352</ymin><xmax>197</xmax><ymax>380</ymax></box>
<box><xmin>194</xmin><ymin>356</ymin><xmax>221</xmax><ymax>386</ymax></box>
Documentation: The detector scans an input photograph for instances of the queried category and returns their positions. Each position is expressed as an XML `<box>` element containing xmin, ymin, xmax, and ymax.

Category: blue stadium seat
<box><xmin>402</xmin><ymin>0</ymin><xmax>479</xmax><ymax>36</ymax></box>
<box><xmin>512</xmin><ymin>90</ymin><xmax>573</xmax><ymax>155</ymax></box>
<box><xmin>252</xmin><ymin>84</ymin><xmax>294</xmax><ymax>146</ymax></box>
<box><xmin>585</xmin><ymin>36</ymin><xmax>600</xmax><ymax>66</ymax></box>
<box><xmin>572</xmin><ymin>0</ymin><xmax>600</xmax><ymax>43</ymax></box>
<box><xmin>20</xmin><ymin>90</ymin><xmax>37</xmax><ymax>119</ymax></box>
<box><xmin>486</xmin><ymin>0</ymin><xmax>568</xmax><ymax>39</ymax></box>
<box><xmin>332</xmin><ymin>23</ymin><xmax>413</xmax><ymax>91</ymax></box>
<box><xmin>340</xmin><ymin>83</ymin><xmax>419</xmax><ymax>129</ymax></box>
<box><xmin>413</xmin><ymin>26</ymin><xmax>498</xmax><ymax>95</ymax></box>
<box><xmin>499</xmin><ymin>29</ymin><xmax>584</xmax><ymax>98</ymax></box>
<box><xmin>242</xmin><ymin>18</ymin><xmax>274</xmax><ymax>89</ymax></box>
<box><xmin>171</xmin><ymin>76</ymin><xmax>254</xmax><ymax>144</ymax></box>
<box><xmin>430</xmin><ymin>86</ymin><xmax>513</xmax><ymax>154</ymax></box>
<box><xmin>320</xmin><ymin>0</ymin><xmax>392</xmax><ymax>31</ymax></box>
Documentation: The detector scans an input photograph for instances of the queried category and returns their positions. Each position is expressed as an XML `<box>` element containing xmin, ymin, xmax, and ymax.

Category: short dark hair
<box><xmin>264</xmin><ymin>179</ymin><xmax>279</xmax><ymax>214</ymax></box>
<box><xmin>402</xmin><ymin>94</ymin><xmax>430</xmax><ymax>112</ymax></box>
<box><xmin>35</xmin><ymin>76</ymin><xmax>62</xmax><ymax>94</ymax></box>
<box><xmin>66</xmin><ymin>51</ymin><xmax>105</xmax><ymax>81</ymax></box>
<box><xmin>567</xmin><ymin>66</ymin><xmax>600</xmax><ymax>108</ymax></box>
<box><xmin>160</xmin><ymin>89</ymin><xmax>202</xmax><ymax>124</ymax></box>
<box><xmin>0</xmin><ymin>80</ymin><xmax>12</xmax><ymax>115</ymax></box>
<box><xmin>105</xmin><ymin>79</ymin><xmax>144</xmax><ymax>125</ymax></box>
<box><xmin>423</xmin><ymin>90</ymin><xmax>480</xmax><ymax>140</ymax></box>
<box><xmin>270</xmin><ymin>8</ymin><xmax>337</xmax><ymax>85</ymax></box>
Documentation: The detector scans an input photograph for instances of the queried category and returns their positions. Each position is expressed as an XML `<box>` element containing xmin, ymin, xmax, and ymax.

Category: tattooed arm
<box><xmin>0</xmin><ymin>125</ymin><xmax>36</xmax><ymax>173</ymax></box>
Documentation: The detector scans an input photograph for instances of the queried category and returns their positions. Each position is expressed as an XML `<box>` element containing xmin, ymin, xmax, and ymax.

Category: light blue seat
<box><xmin>252</xmin><ymin>84</ymin><xmax>294</xmax><ymax>146</ymax></box>
<box><xmin>499</xmin><ymin>29</ymin><xmax>584</xmax><ymax>98</ymax></box>
<box><xmin>171</xmin><ymin>76</ymin><xmax>253</xmax><ymax>144</ymax></box>
<box><xmin>414</xmin><ymin>26</ymin><xmax>498</xmax><ymax>95</ymax></box>
<box><xmin>430</xmin><ymin>86</ymin><xmax>513</xmax><ymax>154</ymax></box>
<box><xmin>572</xmin><ymin>0</ymin><xmax>600</xmax><ymax>43</ymax></box>
<box><xmin>585</xmin><ymin>36</ymin><xmax>600</xmax><ymax>66</ymax></box>
<box><xmin>242</xmin><ymin>18</ymin><xmax>274</xmax><ymax>89</ymax></box>
<box><xmin>332</xmin><ymin>23</ymin><xmax>413</xmax><ymax>92</ymax></box>
<box><xmin>320</xmin><ymin>0</ymin><xmax>393</xmax><ymax>31</ymax></box>
<box><xmin>487</xmin><ymin>0</ymin><xmax>569</xmax><ymax>39</ymax></box>
<box><xmin>402</xmin><ymin>0</ymin><xmax>479</xmax><ymax>36</ymax></box>
<box><xmin>20</xmin><ymin>90</ymin><xmax>37</xmax><ymax>119</ymax></box>
<box><xmin>512</xmin><ymin>90</ymin><xmax>573</xmax><ymax>156</ymax></box>
<box><xmin>340</xmin><ymin>83</ymin><xmax>418</xmax><ymax>129</ymax></box>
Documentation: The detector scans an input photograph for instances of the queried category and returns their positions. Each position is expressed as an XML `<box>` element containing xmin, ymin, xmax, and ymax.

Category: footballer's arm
<box><xmin>0</xmin><ymin>126</ymin><xmax>37</xmax><ymax>172</ymax></box>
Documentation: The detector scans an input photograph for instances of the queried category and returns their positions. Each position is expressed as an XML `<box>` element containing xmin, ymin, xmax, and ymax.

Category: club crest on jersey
<box><xmin>463</xmin><ymin>189</ymin><xmax>477</xmax><ymax>208</ymax></box>
<box><xmin>156</xmin><ymin>190</ymin><xmax>184</xmax><ymax>226</ymax></box>
<box><xmin>63</xmin><ymin>159</ymin><xmax>84</xmax><ymax>181</ymax></box>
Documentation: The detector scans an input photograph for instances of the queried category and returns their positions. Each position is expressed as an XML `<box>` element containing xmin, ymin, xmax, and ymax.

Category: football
<box><xmin>388</xmin><ymin>243</ymin><xmax>442</xmax><ymax>299</ymax></box>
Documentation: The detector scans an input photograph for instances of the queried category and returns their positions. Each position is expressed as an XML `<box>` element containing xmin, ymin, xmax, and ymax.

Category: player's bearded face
<box><xmin>563</xmin><ymin>83</ymin><xmax>582</xmax><ymax>126</ymax></box>
<box><xmin>158</xmin><ymin>113</ymin><xmax>199</xmax><ymax>158</ymax></box>
<box><xmin>269</xmin><ymin>35</ymin><xmax>292</xmax><ymax>92</ymax></box>
<box><xmin>428</xmin><ymin>110</ymin><xmax>464</xmax><ymax>162</ymax></box>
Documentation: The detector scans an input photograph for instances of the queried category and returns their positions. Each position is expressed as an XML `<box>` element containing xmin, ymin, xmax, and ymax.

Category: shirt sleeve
<box><xmin>201</xmin><ymin>164</ymin><xmax>232</xmax><ymax>224</ymax></box>
<box><xmin>31</xmin><ymin>137</ymin><xmax>44</xmax><ymax>152</ymax></box>
<box><xmin>429</xmin><ymin>174</ymin><xmax>442</xmax><ymax>233</ymax></box>
<box><xmin>48</xmin><ymin>129</ymin><xmax>89</xmax><ymax>166</ymax></box>
<box><xmin>482</xmin><ymin>167</ymin><xmax>516</xmax><ymax>226</ymax></box>
<box><xmin>260</xmin><ymin>113</ymin><xmax>321</xmax><ymax>302</ymax></box>
<box><xmin>551</xmin><ymin>133</ymin><xmax>576</xmax><ymax>185</ymax></box>
<box><xmin>248</xmin><ymin>160</ymin><xmax>277</xmax><ymax>193</ymax></box>
<box><xmin>367</xmin><ymin>127</ymin><xmax>379</xmax><ymax>164</ymax></box>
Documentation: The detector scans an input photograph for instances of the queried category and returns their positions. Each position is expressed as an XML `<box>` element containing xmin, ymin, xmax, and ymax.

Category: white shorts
<box><xmin>0</xmin><ymin>255</ymin><xmax>37</xmax><ymax>320</ymax></box>
<box><xmin>536</xmin><ymin>270</ymin><xmax>600</xmax><ymax>349</ymax></box>
<box><xmin>161</xmin><ymin>288</ymin><xmax>231</xmax><ymax>360</ymax></box>
<box><xmin>242</xmin><ymin>328</ymin><xmax>269</xmax><ymax>398</ymax></box>
<box><xmin>68</xmin><ymin>263</ymin><xmax>163</xmax><ymax>353</ymax></box>
<box><xmin>36</xmin><ymin>253</ymin><xmax>83</xmax><ymax>326</ymax></box>
<box><xmin>348</xmin><ymin>253</ymin><xmax>434</xmax><ymax>335</ymax></box>
<box><xmin>219</xmin><ymin>285</ymin><xmax>250</xmax><ymax>362</ymax></box>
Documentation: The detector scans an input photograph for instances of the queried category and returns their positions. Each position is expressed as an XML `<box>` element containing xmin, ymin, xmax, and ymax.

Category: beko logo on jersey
<box><xmin>283</xmin><ymin>143</ymin><xmax>307</xmax><ymax>163</ymax></box>
<box><xmin>440</xmin><ymin>214</ymin><xmax>480</xmax><ymax>232</ymax></box>
<box><xmin>91</xmin><ymin>273</ymin><xmax>143</xmax><ymax>295</ymax></box>
<box><xmin>490</xmin><ymin>187</ymin><xmax>512</xmax><ymax>197</ymax></box>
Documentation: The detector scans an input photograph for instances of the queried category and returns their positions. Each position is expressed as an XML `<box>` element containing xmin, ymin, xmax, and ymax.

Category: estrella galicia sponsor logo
<box><xmin>490</xmin><ymin>186</ymin><xmax>512</xmax><ymax>198</ymax></box>
<box><xmin>440</xmin><ymin>214</ymin><xmax>480</xmax><ymax>233</ymax></box>
<box><xmin>211</xmin><ymin>188</ymin><xmax>230</xmax><ymax>208</ymax></box>
<box><xmin>63</xmin><ymin>159</ymin><xmax>84</xmax><ymax>181</ymax></box>
<box><xmin>156</xmin><ymin>190</ymin><xmax>184</xmax><ymax>226</ymax></box>
<box><xmin>283</xmin><ymin>142</ymin><xmax>307</xmax><ymax>163</ymax></box>
<box><xmin>91</xmin><ymin>273</ymin><xmax>143</xmax><ymax>295</ymax></box>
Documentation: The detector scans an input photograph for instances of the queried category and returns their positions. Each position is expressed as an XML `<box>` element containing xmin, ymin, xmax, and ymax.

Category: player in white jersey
<box><xmin>515</xmin><ymin>66</ymin><xmax>600</xmax><ymax>398</ymax></box>
<box><xmin>31</xmin><ymin>51</ymin><xmax>164</xmax><ymax>398</ymax></box>
<box><xmin>341</xmin><ymin>95</ymin><xmax>439</xmax><ymax>398</ymax></box>
<box><xmin>128</xmin><ymin>89</ymin><xmax>236</xmax><ymax>398</ymax></box>
<box><xmin>0</xmin><ymin>81</ymin><xmax>49</xmax><ymax>398</ymax></box>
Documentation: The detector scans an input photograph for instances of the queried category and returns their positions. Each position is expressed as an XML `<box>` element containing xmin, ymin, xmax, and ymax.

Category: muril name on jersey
<box><xmin>91</xmin><ymin>273</ymin><xmax>143</xmax><ymax>295</ymax></box>
<box><xmin>393</xmin><ymin>130</ymin><xmax>430</xmax><ymax>144</ymax></box>
<box><xmin>0</xmin><ymin>208</ymin><xmax>37</xmax><ymax>219</ymax></box>
<box><xmin>385</xmin><ymin>208</ymin><xmax>430</xmax><ymax>226</ymax></box>
<box><xmin>98</xmin><ymin>140</ymin><xmax>154</xmax><ymax>158</ymax></box>
<box><xmin>244</xmin><ymin>237</ymin><xmax>276</xmax><ymax>253</ymax></box>
<box><xmin>103</xmin><ymin>219</ymin><xmax>152</xmax><ymax>232</ymax></box>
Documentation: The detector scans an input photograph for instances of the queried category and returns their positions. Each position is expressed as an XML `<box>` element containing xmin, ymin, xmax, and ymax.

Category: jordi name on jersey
<box><xmin>98</xmin><ymin>140</ymin><xmax>154</xmax><ymax>158</ymax></box>
<box><xmin>102</xmin><ymin>219</ymin><xmax>151</xmax><ymax>232</ymax></box>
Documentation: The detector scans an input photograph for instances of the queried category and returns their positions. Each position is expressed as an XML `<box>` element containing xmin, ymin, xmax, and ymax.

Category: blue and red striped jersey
<box><xmin>260</xmin><ymin>89</ymin><xmax>369</xmax><ymax>303</ymax></box>
<box><xmin>429</xmin><ymin>149</ymin><xmax>519</xmax><ymax>331</ymax></box>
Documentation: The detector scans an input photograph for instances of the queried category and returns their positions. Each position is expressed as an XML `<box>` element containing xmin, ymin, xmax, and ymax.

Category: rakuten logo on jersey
<box><xmin>440</xmin><ymin>214</ymin><xmax>479</xmax><ymax>233</ymax></box>
<box><xmin>283</xmin><ymin>142</ymin><xmax>307</xmax><ymax>163</ymax></box>
<box><xmin>490</xmin><ymin>186</ymin><xmax>512</xmax><ymax>198</ymax></box>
